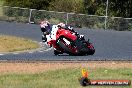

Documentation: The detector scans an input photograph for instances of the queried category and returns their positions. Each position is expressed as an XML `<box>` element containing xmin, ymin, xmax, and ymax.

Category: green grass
<box><xmin>0</xmin><ymin>0</ymin><xmax>4</xmax><ymax>6</ymax></box>
<box><xmin>0</xmin><ymin>68</ymin><xmax>131</xmax><ymax>88</ymax></box>
<box><xmin>0</xmin><ymin>0</ymin><xmax>3</xmax><ymax>16</ymax></box>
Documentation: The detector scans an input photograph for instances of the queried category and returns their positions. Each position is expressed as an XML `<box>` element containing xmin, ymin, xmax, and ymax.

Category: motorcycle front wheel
<box><xmin>54</xmin><ymin>50</ymin><xmax>63</xmax><ymax>55</ymax></box>
<box><xmin>87</xmin><ymin>43</ymin><xmax>95</xmax><ymax>55</ymax></box>
<box><xmin>57</xmin><ymin>37</ymin><xmax>78</xmax><ymax>55</ymax></box>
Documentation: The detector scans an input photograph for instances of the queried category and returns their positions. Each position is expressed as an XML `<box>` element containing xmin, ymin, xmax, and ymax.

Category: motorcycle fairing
<box><xmin>56</xmin><ymin>28</ymin><xmax>77</xmax><ymax>41</ymax></box>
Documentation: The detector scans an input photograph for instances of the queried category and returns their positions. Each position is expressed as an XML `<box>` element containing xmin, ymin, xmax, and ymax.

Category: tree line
<box><xmin>3</xmin><ymin>0</ymin><xmax>132</xmax><ymax>18</ymax></box>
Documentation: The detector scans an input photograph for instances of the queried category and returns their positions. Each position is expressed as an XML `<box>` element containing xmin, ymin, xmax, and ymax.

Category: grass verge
<box><xmin>0</xmin><ymin>0</ymin><xmax>3</xmax><ymax>16</ymax></box>
<box><xmin>0</xmin><ymin>0</ymin><xmax>4</xmax><ymax>6</ymax></box>
<box><xmin>0</xmin><ymin>35</ymin><xmax>39</xmax><ymax>52</ymax></box>
<box><xmin>0</xmin><ymin>62</ymin><xmax>131</xmax><ymax>88</ymax></box>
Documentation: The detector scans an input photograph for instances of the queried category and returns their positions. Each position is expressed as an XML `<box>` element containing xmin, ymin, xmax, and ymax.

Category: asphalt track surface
<box><xmin>0</xmin><ymin>21</ymin><xmax>132</xmax><ymax>61</ymax></box>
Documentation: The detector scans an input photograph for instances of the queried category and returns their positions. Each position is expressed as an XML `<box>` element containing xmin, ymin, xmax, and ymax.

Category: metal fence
<box><xmin>0</xmin><ymin>6</ymin><xmax>132</xmax><ymax>31</ymax></box>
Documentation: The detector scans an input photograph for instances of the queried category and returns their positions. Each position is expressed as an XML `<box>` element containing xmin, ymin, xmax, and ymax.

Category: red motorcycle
<box><xmin>47</xmin><ymin>25</ymin><xmax>95</xmax><ymax>56</ymax></box>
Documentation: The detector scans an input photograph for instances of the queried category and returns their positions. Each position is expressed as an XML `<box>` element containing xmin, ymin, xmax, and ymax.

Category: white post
<box><xmin>66</xmin><ymin>13</ymin><xmax>69</xmax><ymax>25</ymax></box>
<box><xmin>105</xmin><ymin>0</ymin><xmax>108</xmax><ymax>29</ymax></box>
<box><xmin>28</xmin><ymin>9</ymin><xmax>33</xmax><ymax>23</ymax></box>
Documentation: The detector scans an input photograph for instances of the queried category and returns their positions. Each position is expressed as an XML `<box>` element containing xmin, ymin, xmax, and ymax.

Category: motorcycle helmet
<box><xmin>57</xmin><ymin>22</ymin><xmax>66</xmax><ymax>28</ymax></box>
<box><xmin>40</xmin><ymin>20</ymin><xmax>51</xmax><ymax>33</ymax></box>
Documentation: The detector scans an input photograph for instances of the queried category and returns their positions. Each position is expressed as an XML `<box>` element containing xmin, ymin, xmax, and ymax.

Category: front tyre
<box><xmin>89</xmin><ymin>48</ymin><xmax>95</xmax><ymax>55</ymax></box>
<box><xmin>57</xmin><ymin>37</ymin><xmax>78</xmax><ymax>55</ymax></box>
<box><xmin>88</xmin><ymin>43</ymin><xmax>95</xmax><ymax>55</ymax></box>
<box><xmin>54</xmin><ymin>50</ymin><xmax>63</xmax><ymax>55</ymax></box>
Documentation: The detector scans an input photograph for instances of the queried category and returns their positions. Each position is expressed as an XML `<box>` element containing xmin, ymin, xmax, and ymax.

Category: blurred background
<box><xmin>0</xmin><ymin>0</ymin><xmax>132</xmax><ymax>31</ymax></box>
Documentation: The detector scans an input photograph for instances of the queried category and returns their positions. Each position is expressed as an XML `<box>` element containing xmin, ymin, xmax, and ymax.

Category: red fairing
<box><xmin>48</xmin><ymin>40</ymin><xmax>63</xmax><ymax>51</ymax></box>
<box><xmin>88</xmin><ymin>44</ymin><xmax>94</xmax><ymax>49</ymax></box>
<box><xmin>47</xmin><ymin>40</ymin><xmax>56</xmax><ymax>47</ymax></box>
<box><xmin>48</xmin><ymin>40</ymin><xmax>58</xmax><ymax>48</ymax></box>
<box><xmin>56</xmin><ymin>28</ymin><xmax>77</xmax><ymax>41</ymax></box>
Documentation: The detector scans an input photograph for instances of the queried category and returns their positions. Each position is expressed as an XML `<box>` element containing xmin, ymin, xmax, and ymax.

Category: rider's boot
<box><xmin>42</xmin><ymin>35</ymin><xmax>47</xmax><ymax>42</ymax></box>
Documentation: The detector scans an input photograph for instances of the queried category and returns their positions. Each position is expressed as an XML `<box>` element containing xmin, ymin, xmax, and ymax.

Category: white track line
<box><xmin>44</xmin><ymin>47</ymin><xmax>53</xmax><ymax>51</ymax></box>
<box><xmin>0</xmin><ymin>54</ymin><xmax>4</xmax><ymax>56</ymax></box>
<box><xmin>38</xmin><ymin>51</ymin><xmax>44</xmax><ymax>52</ymax></box>
<box><xmin>28</xmin><ymin>52</ymin><xmax>34</xmax><ymax>53</ymax></box>
<box><xmin>13</xmin><ymin>53</ymin><xmax>19</xmax><ymax>54</ymax></box>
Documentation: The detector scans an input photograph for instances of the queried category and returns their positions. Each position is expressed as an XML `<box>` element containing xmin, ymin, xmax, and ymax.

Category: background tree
<box><xmin>84</xmin><ymin>0</ymin><xmax>132</xmax><ymax>17</ymax></box>
<box><xmin>109</xmin><ymin>0</ymin><xmax>132</xmax><ymax>17</ymax></box>
<box><xmin>48</xmin><ymin>0</ymin><xmax>84</xmax><ymax>13</ymax></box>
<box><xmin>84</xmin><ymin>0</ymin><xmax>96</xmax><ymax>15</ymax></box>
<box><xmin>3</xmin><ymin>0</ymin><xmax>52</xmax><ymax>10</ymax></box>
<box><xmin>2</xmin><ymin>0</ymin><xmax>132</xmax><ymax>17</ymax></box>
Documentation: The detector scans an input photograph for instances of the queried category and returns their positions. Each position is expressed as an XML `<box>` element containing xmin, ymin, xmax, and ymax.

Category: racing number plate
<box><xmin>63</xmin><ymin>38</ymin><xmax>70</xmax><ymax>45</ymax></box>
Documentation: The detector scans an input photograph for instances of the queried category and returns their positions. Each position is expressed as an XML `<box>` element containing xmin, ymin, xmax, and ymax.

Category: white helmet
<box><xmin>40</xmin><ymin>20</ymin><xmax>50</xmax><ymax>28</ymax></box>
<box><xmin>57</xmin><ymin>22</ymin><xmax>65</xmax><ymax>28</ymax></box>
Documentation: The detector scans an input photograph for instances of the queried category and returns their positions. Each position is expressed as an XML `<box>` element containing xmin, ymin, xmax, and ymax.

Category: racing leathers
<box><xmin>40</xmin><ymin>21</ymin><xmax>52</xmax><ymax>42</ymax></box>
<box><xmin>40</xmin><ymin>22</ymin><xmax>84</xmax><ymax>47</ymax></box>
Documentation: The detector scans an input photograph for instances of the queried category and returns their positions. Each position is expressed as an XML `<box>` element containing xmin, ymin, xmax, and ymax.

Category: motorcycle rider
<box><xmin>40</xmin><ymin>21</ymin><xmax>94</xmax><ymax>55</ymax></box>
<box><xmin>40</xmin><ymin>20</ymin><xmax>52</xmax><ymax>43</ymax></box>
<box><xmin>40</xmin><ymin>21</ymin><xmax>84</xmax><ymax>44</ymax></box>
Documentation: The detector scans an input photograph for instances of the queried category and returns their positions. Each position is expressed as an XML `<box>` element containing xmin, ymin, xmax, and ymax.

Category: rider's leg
<box><xmin>42</xmin><ymin>32</ymin><xmax>47</xmax><ymax>42</ymax></box>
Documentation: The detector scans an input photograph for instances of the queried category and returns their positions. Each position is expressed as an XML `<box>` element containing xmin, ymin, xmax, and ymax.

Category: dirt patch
<box><xmin>0</xmin><ymin>61</ymin><xmax>131</xmax><ymax>74</ymax></box>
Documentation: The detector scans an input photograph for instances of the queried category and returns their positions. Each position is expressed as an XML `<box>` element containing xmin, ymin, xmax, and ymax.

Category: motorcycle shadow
<box><xmin>54</xmin><ymin>54</ymin><xmax>91</xmax><ymax>56</ymax></box>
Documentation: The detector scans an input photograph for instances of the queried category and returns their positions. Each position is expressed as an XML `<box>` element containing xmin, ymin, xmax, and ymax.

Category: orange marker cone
<box><xmin>82</xmin><ymin>68</ymin><xmax>88</xmax><ymax>78</ymax></box>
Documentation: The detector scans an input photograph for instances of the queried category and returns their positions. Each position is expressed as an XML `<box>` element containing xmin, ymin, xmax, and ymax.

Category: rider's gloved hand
<box><xmin>80</xmin><ymin>35</ymin><xmax>85</xmax><ymax>40</ymax></box>
<box><xmin>75</xmin><ymin>31</ymin><xmax>79</xmax><ymax>36</ymax></box>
